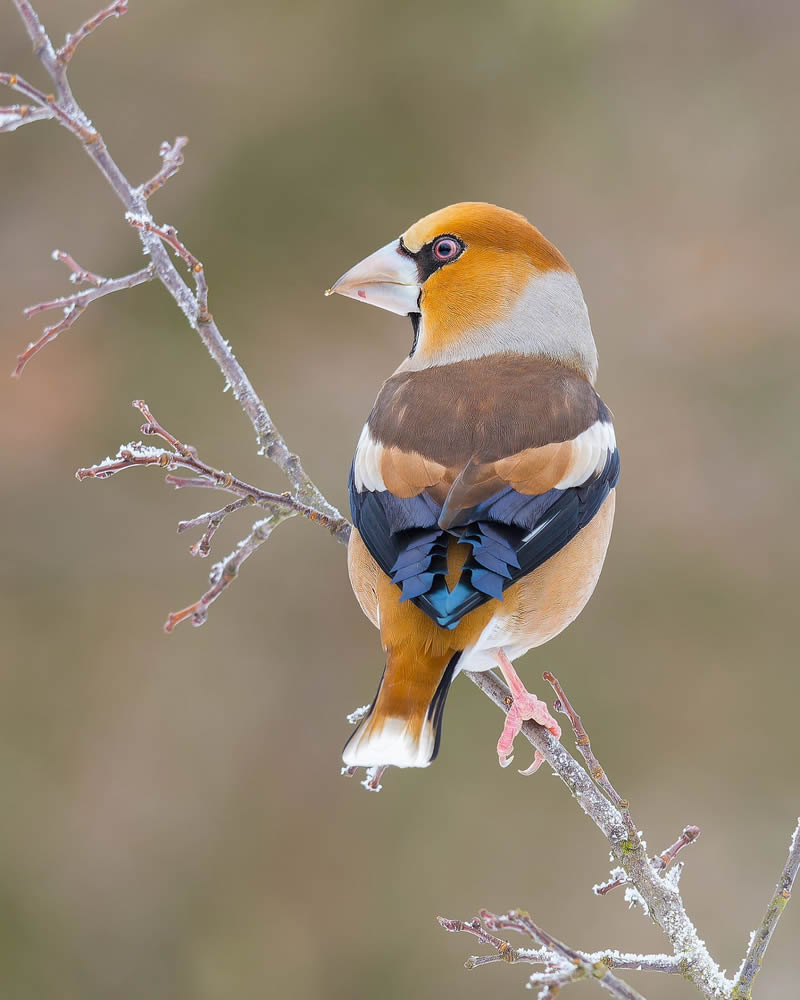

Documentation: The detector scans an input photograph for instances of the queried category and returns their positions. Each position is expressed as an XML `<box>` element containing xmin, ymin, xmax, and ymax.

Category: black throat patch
<box><xmin>409</xmin><ymin>312</ymin><xmax>421</xmax><ymax>357</ymax></box>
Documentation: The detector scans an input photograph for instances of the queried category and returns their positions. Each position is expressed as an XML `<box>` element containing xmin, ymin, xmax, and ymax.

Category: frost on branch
<box><xmin>439</xmin><ymin>673</ymin><xmax>798</xmax><ymax>999</ymax></box>
<box><xmin>593</xmin><ymin>825</ymin><xmax>701</xmax><ymax>897</ymax></box>
<box><xmin>0</xmin><ymin>104</ymin><xmax>55</xmax><ymax>131</ymax></box>
<box><xmin>137</xmin><ymin>137</ymin><xmax>189</xmax><ymax>200</ymax></box>
<box><xmin>59</xmin><ymin>1</ymin><xmax>129</xmax><ymax>66</ymax></box>
<box><xmin>439</xmin><ymin>910</ymin><xmax>665</xmax><ymax>999</ymax></box>
<box><xmin>13</xmin><ymin>256</ymin><xmax>155</xmax><ymax>377</ymax></box>
<box><xmin>346</xmin><ymin>704</ymin><xmax>371</xmax><ymax>726</ymax></box>
<box><xmin>438</xmin><ymin>674</ymin><xmax>732</xmax><ymax>998</ymax></box>
<box><xmin>76</xmin><ymin>401</ymin><xmax>347</xmax><ymax>629</ymax></box>
<box><xmin>163</xmin><ymin>516</ymin><xmax>287</xmax><ymax>633</ymax></box>
<box><xmin>4</xmin><ymin>1</ymin><xmax>347</xmax><ymax>531</ymax></box>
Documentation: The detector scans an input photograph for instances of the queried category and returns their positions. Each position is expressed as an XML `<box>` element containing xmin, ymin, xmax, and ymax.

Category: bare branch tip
<box><xmin>140</xmin><ymin>135</ymin><xmax>189</xmax><ymax>199</ymax></box>
<box><xmin>0</xmin><ymin>102</ymin><xmax>56</xmax><ymax>132</ymax></box>
<box><xmin>15</xmin><ymin>264</ymin><xmax>153</xmax><ymax>374</ymax></box>
<box><xmin>58</xmin><ymin>1</ymin><xmax>129</xmax><ymax>65</ymax></box>
<box><xmin>163</xmin><ymin>603</ymin><xmax>204</xmax><ymax>633</ymax></box>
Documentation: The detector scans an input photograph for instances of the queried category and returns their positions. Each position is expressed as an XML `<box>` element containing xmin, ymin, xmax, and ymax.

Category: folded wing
<box><xmin>349</xmin><ymin>357</ymin><xmax>620</xmax><ymax>629</ymax></box>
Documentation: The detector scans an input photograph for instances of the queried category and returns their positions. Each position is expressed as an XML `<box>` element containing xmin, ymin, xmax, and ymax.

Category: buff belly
<box><xmin>460</xmin><ymin>490</ymin><xmax>615</xmax><ymax>670</ymax></box>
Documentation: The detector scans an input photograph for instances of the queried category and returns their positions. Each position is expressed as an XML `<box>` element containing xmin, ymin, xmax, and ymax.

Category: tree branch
<box><xmin>0</xmin><ymin>69</ymin><xmax>98</xmax><ymax>141</ymax></box>
<box><xmin>163</xmin><ymin>515</ymin><xmax>289</xmax><ymax>633</ymax></box>
<box><xmin>543</xmin><ymin>670</ymin><xmax>637</xmax><ymax>838</ymax></box>
<box><xmin>14</xmin><ymin>257</ymin><xmax>155</xmax><ymax>377</ymax></box>
<box><xmin>76</xmin><ymin>400</ymin><xmax>350</xmax><ymax>543</ymax></box>
<box><xmin>439</xmin><ymin>911</ymin><xmax>654</xmax><ymax>999</ymax></box>
<box><xmin>178</xmin><ymin>497</ymin><xmax>257</xmax><ymax>558</ymax></box>
<box><xmin>4</xmin><ymin>0</ymin><xmax>344</xmax><ymax>524</ymax></box>
<box><xmin>460</xmin><ymin>670</ymin><xmax>730</xmax><ymax>998</ymax></box>
<box><xmin>50</xmin><ymin>249</ymin><xmax>108</xmax><ymax>287</ymax></box>
<box><xmin>73</xmin><ymin>400</ymin><xmax>347</xmax><ymax>629</ymax></box>
<box><xmin>732</xmin><ymin>816</ymin><xmax>800</xmax><ymax>998</ymax></box>
<box><xmin>139</xmin><ymin>136</ymin><xmax>188</xmax><ymax>200</ymax></box>
<box><xmin>0</xmin><ymin>102</ymin><xmax>54</xmax><ymax>131</ymax></box>
<box><xmin>594</xmin><ymin>825</ymin><xmax>701</xmax><ymax>897</ymax></box>
<box><xmin>58</xmin><ymin>1</ymin><xmax>129</xmax><ymax>67</ymax></box>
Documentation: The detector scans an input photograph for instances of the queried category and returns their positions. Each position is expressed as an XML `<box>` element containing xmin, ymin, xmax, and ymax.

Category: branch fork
<box><xmin>594</xmin><ymin>825</ymin><xmax>701</xmax><ymax>897</ymax></box>
<box><xmin>76</xmin><ymin>400</ymin><xmax>348</xmax><ymax>630</ymax></box>
<box><xmin>14</xmin><ymin>250</ymin><xmax>154</xmax><ymax>377</ymax></box>
<box><xmin>439</xmin><ymin>909</ymin><xmax>657</xmax><ymax>999</ymax></box>
<box><xmin>5</xmin><ymin>0</ymin><xmax>343</xmax><ymax>532</ymax></box>
<box><xmin>443</xmin><ymin>670</ymin><xmax>800</xmax><ymax>999</ymax></box>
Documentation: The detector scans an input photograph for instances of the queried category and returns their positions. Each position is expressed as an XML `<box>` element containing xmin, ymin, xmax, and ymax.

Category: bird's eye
<box><xmin>432</xmin><ymin>237</ymin><xmax>460</xmax><ymax>262</ymax></box>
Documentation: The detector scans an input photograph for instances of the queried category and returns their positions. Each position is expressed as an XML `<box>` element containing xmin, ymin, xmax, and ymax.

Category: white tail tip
<box><xmin>342</xmin><ymin>716</ymin><xmax>435</xmax><ymax>769</ymax></box>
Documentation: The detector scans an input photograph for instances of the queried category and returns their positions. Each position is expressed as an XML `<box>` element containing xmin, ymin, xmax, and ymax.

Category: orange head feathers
<box><xmin>327</xmin><ymin>201</ymin><xmax>598</xmax><ymax>381</ymax></box>
<box><xmin>401</xmin><ymin>201</ymin><xmax>570</xmax><ymax>271</ymax></box>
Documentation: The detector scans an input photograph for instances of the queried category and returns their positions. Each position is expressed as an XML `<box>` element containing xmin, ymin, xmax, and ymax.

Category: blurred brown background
<box><xmin>1</xmin><ymin>1</ymin><xmax>799</xmax><ymax>997</ymax></box>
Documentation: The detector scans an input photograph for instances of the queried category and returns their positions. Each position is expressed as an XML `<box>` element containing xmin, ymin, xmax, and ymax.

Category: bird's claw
<box><xmin>517</xmin><ymin>751</ymin><xmax>546</xmax><ymax>776</ymax></box>
<box><xmin>494</xmin><ymin>667</ymin><xmax>561</xmax><ymax>775</ymax></box>
<box><xmin>498</xmin><ymin>747</ymin><xmax>542</xmax><ymax>775</ymax></box>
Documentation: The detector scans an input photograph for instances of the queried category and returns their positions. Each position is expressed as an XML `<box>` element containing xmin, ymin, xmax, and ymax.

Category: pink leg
<box><xmin>495</xmin><ymin>650</ymin><xmax>561</xmax><ymax>775</ymax></box>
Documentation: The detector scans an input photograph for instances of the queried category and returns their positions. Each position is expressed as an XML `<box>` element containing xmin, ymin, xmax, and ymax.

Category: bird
<box><xmin>326</xmin><ymin>202</ymin><xmax>618</xmax><ymax>775</ymax></box>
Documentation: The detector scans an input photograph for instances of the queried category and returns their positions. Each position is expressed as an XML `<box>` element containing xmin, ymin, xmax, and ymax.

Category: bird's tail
<box><xmin>342</xmin><ymin>649</ymin><xmax>461</xmax><ymax>768</ymax></box>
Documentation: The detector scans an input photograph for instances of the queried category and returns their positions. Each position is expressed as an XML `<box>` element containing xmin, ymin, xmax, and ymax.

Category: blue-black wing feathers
<box><xmin>349</xmin><ymin>448</ymin><xmax>619</xmax><ymax>630</ymax></box>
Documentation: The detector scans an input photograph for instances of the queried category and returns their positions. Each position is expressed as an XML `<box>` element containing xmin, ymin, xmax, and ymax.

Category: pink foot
<box><xmin>495</xmin><ymin>650</ymin><xmax>561</xmax><ymax>775</ymax></box>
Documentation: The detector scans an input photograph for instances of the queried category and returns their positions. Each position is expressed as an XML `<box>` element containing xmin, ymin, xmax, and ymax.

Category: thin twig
<box><xmin>593</xmin><ymin>874</ymin><xmax>631</xmax><ymax>897</ymax></box>
<box><xmin>75</xmin><ymin>400</ymin><xmax>351</xmax><ymax>542</ymax></box>
<box><xmin>544</xmin><ymin>671</ymin><xmax>638</xmax><ymax>840</ymax></box>
<box><xmin>165</xmin><ymin>474</ymin><xmax>218</xmax><ymax>489</ymax></box>
<box><xmin>361</xmin><ymin>765</ymin><xmax>387</xmax><ymax>793</ymax></box>
<box><xmin>463</xmin><ymin>670</ymin><xmax>626</xmax><ymax>840</ymax></box>
<box><xmin>51</xmin><ymin>249</ymin><xmax>106</xmax><ymax>287</ymax></box>
<box><xmin>58</xmin><ymin>1</ymin><xmax>129</xmax><ymax>66</ymax></box>
<box><xmin>163</xmin><ymin>514</ymin><xmax>289</xmax><ymax>633</ymax></box>
<box><xmin>139</xmin><ymin>136</ymin><xmax>188</xmax><ymax>199</ymax></box>
<box><xmin>460</xmin><ymin>947</ymin><xmax>681</xmax><ymax>975</ymax></box>
<box><xmin>656</xmin><ymin>825</ymin><xmax>702</xmax><ymax>872</ymax></box>
<box><xmin>4</xmin><ymin>4</ymin><xmax>345</xmax><ymax>522</ymax></box>
<box><xmin>732</xmin><ymin>816</ymin><xmax>800</xmax><ymax>998</ymax></box>
<box><xmin>439</xmin><ymin>911</ymin><xmax>650</xmax><ymax>1000</ymax></box>
<box><xmin>595</xmin><ymin>825</ymin><xmax>701</xmax><ymax>896</ymax></box>
<box><xmin>500</xmin><ymin>911</ymin><xmax>648</xmax><ymax>1000</ymax></box>
<box><xmin>480</xmin><ymin>910</ymin><xmax>681</xmax><ymax>975</ymax></box>
<box><xmin>125</xmin><ymin>214</ymin><xmax>200</xmax><ymax>271</ymax></box>
<box><xmin>0</xmin><ymin>103</ymin><xmax>55</xmax><ymax>132</ymax></box>
<box><xmin>0</xmin><ymin>70</ymin><xmax>98</xmax><ymax>143</ymax></box>
<box><xmin>125</xmin><ymin>213</ymin><xmax>211</xmax><ymax>323</ymax></box>
<box><xmin>12</xmin><ymin>1</ymin><xmax>70</xmax><ymax>100</ymax></box>
<box><xmin>345</xmin><ymin>704</ymin><xmax>371</xmax><ymax>725</ymax></box>
<box><xmin>14</xmin><ymin>263</ymin><xmax>155</xmax><ymax>376</ymax></box>
<box><xmin>463</xmin><ymin>669</ymin><xmax>731</xmax><ymax>999</ymax></box>
<box><xmin>438</xmin><ymin>916</ymin><xmax>525</xmax><ymax>966</ymax></box>
<box><xmin>179</xmin><ymin>496</ymin><xmax>256</xmax><ymax>558</ymax></box>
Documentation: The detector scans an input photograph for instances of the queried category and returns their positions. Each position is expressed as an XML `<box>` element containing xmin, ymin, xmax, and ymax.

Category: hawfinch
<box><xmin>327</xmin><ymin>203</ymin><xmax>618</xmax><ymax>774</ymax></box>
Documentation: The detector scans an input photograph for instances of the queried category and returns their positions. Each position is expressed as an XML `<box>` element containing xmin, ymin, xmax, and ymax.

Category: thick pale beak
<box><xmin>325</xmin><ymin>239</ymin><xmax>420</xmax><ymax>316</ymax></box>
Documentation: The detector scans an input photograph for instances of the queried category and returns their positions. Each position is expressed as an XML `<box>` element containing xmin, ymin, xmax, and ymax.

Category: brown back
<box><xmin>368</xmin><ymin>354</ymin><xmax>607</xmax><ymax>467</ymax></box>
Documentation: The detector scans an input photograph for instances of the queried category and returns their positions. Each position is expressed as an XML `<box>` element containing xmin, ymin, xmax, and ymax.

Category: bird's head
<box><xmin>327</xmin><ymin>202</ymin><xmax>598</xmax><ymax>381</ymax></box>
